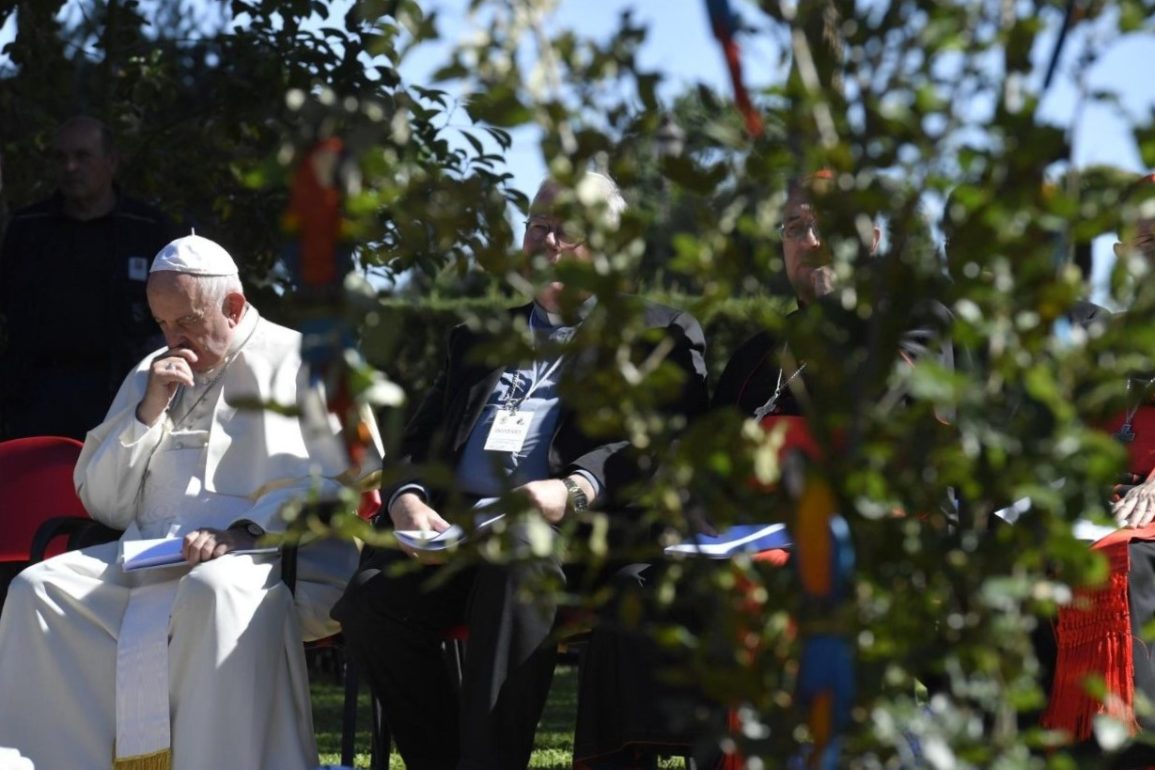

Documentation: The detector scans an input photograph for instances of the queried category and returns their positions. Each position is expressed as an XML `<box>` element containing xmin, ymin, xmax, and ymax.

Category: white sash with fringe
<box><xmin>114</xmin><ymin>579</ymin><xmax>178</xmax><ymax>770</ymax></box>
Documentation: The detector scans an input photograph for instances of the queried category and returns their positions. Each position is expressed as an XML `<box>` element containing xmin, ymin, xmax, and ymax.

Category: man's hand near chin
<box><xmin>137</xmin><ymin>348</ymin><xmax>199</xmax><ymax>426</ymax></box>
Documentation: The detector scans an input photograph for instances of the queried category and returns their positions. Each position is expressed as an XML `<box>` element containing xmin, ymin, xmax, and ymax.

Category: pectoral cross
<box><xmin>753</xmin><ymin>397</ymin><xmax>780</xmax><ymax>422</ymax></box>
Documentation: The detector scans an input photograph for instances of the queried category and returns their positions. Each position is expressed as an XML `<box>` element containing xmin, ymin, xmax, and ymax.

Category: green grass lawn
<box><xmin>310</xmin><ymin>655</ymin><xmax>579</xmax><ymax>769</ymax></box>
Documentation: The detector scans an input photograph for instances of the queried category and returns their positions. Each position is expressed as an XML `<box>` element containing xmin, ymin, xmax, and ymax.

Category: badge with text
<box><xmin>484</xmin><ymin>409</ymin><xmax>532</xmax><ymax>452</ymax></box>
<box><xmin>128</xmin><ymin>256</ymin><xmax>149</xmax><ymax>282</ymax></box>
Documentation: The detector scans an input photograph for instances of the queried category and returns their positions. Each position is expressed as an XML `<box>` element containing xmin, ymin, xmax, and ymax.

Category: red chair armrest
<box><xmin>30</xmin><ymin>517</ymin><xmax>120</xmax><ymax>563</ymax></box>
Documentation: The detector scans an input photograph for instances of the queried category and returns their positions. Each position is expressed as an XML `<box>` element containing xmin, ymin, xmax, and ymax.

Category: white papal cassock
<box><xmin>0</xmin><ymin>306</ymin><xmax>377</xmax><ymax>770</ymax></box>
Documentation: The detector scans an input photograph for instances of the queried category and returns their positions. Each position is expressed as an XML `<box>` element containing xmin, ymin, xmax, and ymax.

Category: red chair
<box><xmin>0</xmin><ymin>436</ymin><xmax>89</xmax><ymax>559</ymax></box>
<box><xmin>0</xmin><ymin>436</ymin><xmax>95</xmax><ymax>609</ymax></box>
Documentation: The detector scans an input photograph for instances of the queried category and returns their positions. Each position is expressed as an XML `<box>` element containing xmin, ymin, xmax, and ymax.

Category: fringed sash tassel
<box><xmin>1043</xmin><ymin>540</ymin><xmax>1139</xmax><ymax>741</ymax></box>
<box><xmin>113</xmin><ymin>748</ymin><xmax>172</xmax><ymax>770</ymax></box>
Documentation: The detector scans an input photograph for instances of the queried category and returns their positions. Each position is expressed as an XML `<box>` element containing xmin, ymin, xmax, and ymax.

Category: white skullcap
<box><xmin>150</xmin><ymin>234</ymin><xmax>239</xmax><ymax>276</ymax></box>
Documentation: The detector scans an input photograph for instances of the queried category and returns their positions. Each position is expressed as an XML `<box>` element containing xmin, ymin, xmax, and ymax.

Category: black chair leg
<box><xmin>371</xmin><ymin>693</ymin><xmax>391</xmax><ymax>769</ymax></box>
<box><xmin>341</xmin><ymin>653</ymin><xmax>359</xmax><ymax>766</ymax></box>
<box><xmin>447</xmin><ymin>638</ymin><xmax>465</xmax><ymax>697</ymax></box>
<box><xmin>338</xmin><ymin>647</ymin><xmax>391</xmax><ymax>769</ymax></box>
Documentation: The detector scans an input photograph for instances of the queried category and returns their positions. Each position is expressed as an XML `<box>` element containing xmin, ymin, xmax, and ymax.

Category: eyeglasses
<box><xmin>525</xmin><ymin>217</ymin><xmax>584</xmax><ymax>248</ymax></box>
<box><xmin>778</xmin><ymin>219</ymin><xmax>822</xmax><ymax>242</ymax></box>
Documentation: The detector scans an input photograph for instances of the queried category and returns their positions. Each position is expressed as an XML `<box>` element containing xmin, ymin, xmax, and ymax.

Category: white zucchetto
<box><xmin>150</xmin><ymin>234</ymin><xmax>239</xmax><ymax>276</ymax></box>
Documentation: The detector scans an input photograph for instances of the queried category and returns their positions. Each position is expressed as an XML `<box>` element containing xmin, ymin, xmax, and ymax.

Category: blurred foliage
<box><xmin>0</xmin><ymin>0</ymin><xmax>524</xmax><ymax>307</ymax></box>
<box><xmin>7</xmin><ymin>0</ymin><xmax>1155</xmax><ymax>766</ymax></box>
<box><xmin>360</xmin><ymin>293</ymin><xmax>790</xmax><ymax>402</ymax></box>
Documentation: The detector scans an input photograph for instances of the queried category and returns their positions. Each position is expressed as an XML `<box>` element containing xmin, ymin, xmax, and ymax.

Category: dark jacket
<box><xmin>713</xmin><ymin>299</ymin><xmax>956</xmax><ymax>416</ymax></box>
<box><xmin>384</xmin><ymin>298</ymin><xmax>709</xmax><ymax>512</ymax></box>
<box><xmin>0</xmin><ymin>192</ymin><xmax>174</xmax><ymax>439</ymax></box>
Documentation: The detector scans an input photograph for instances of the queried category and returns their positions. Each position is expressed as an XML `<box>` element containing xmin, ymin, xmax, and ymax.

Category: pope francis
<box><xmin>0</xmin><ymin>234</ymin><xmax>378</xmax><ymax>770</ymax></box>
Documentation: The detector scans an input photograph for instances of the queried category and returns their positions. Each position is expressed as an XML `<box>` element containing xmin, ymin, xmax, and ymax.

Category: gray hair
<box><xmin>575</xmin><ymin>171</ymin><xmax>627</xmax><ymax>229</ymax></box>
<box><xmin>196</xmin><ymin>273</ymin><xmax>245</xmax><ymax>308</ymax></box>
<box><xmin>535</xmin><ymin>171</ymin><xmax>628</xmax><ymax>230</ymax></box>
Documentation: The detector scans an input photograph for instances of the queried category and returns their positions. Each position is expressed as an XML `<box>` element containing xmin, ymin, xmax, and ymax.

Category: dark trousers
<box><xmin>331</xmin><ymin>531</ymin><xmax>569</xmax><ymax>770</ymax></box>
<box><xmin>574</xmin><ymin>563</ymin><xmax>726</xmax><ymax>769</ymax></box>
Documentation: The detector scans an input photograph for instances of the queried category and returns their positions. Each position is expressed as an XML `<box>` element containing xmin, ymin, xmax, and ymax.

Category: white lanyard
<box><xmin>502</xmin><ymin>313</ymin><xmax>566</xmax><ymax>412</ymax></box>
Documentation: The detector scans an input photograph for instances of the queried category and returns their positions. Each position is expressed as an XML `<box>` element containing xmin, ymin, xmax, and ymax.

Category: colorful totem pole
<box><xmin>281</xmin><ymin>136</ymin><xmax>398</xmax><ymax>518</ymax></box>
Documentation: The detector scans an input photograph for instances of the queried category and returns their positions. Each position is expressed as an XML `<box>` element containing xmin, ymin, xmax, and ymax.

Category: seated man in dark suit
<box><xmin>332</xmin><ymin>171</ymin><xmax>710</xmax><ymax>770</ymax></box>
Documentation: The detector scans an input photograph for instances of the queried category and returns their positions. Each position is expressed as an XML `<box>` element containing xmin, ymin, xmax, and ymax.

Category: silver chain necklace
<box><xmin>168</xmin><ymin>319</ymin><xmax>259</xmax><ymax>430</ymax></box>
<box><xmin>170</xmin><ymin>364</ymin><xmax>233</xmax><ymax>430</ymax></box>
<box><xmin>1115</xmin><ymin>374</ymin><xmax>1155</xmax><ymax>444</ymax></box>
<box><xmin>753</xmin><ymin>360</ymin><xmax>807</xmax><ymax>421</ymax></box>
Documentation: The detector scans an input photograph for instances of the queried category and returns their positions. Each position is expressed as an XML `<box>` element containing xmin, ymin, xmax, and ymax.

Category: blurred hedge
<box><xmin>360</xmin><ymin>292</ymin><xmax>794</xmax><ymax>423</ymax></box>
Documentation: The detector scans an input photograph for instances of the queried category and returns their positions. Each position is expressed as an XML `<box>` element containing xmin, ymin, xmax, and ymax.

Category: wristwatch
<box><xmin>230</xmin><ymin>520</ymin><xmax>265</xmax><ymax>539</ymax></box>
<box><xmin>562</xmin><ymin>477</ymin><xmax>589</xmax><ymax>515</ymax></box>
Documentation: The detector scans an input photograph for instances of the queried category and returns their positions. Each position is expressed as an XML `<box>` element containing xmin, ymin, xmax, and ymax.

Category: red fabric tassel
<box><xmin>1043</xmin><ymin>539</ymin><xmax>1139</xmax><ymax>740</ymax></box>
<box><xmin>721</xmin><ymin>707</ymin><xmax>744</xmax><ymax>770</ymax></box>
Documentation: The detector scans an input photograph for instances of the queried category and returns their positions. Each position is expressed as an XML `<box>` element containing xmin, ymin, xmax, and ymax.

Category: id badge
<box><xmin>128</xmin><ymin>256</ymin><xmax>149</xmax><ymax>282</ymax></box>
<box><xmin>484</xmin><ymin>409</ymin><xmax>532</xmax><ymax>452</ymax></box>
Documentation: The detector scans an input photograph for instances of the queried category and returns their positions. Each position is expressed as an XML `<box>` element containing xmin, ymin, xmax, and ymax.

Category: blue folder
<box><xmin>664</xmin><ymin>523</ymin><xmax>793</xmax><ymax>559</ymax></box>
